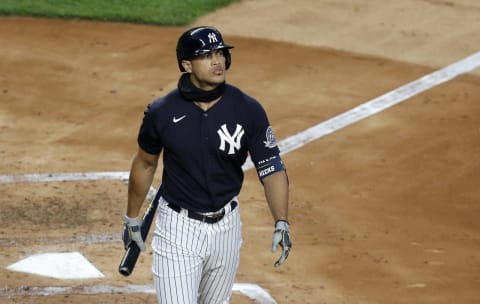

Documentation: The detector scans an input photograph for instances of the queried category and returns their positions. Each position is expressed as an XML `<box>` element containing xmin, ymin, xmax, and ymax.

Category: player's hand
<box><xmin>122</xmin><ymin>215</ymin><xmax>146</xmax><ymax>252</ymax></box>
<box><xmin>271</xmin><ymin>220</ymin><xmax>291</xmax><ymax>267</ymax></box>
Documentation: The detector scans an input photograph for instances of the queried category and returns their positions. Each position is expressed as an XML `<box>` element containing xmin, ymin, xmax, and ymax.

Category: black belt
<box><xmin>167</xmin><ymin>201</ymin><xmax>238</xmax><ymax>224</ymax></box>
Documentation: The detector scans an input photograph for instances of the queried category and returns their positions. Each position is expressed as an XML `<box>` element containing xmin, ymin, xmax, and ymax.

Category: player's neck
<box><xmin>194</xmin><ymin>97</ymin><xmax>221</xmax><ymax>111</ymax></box>
<box><xmin>178</xmin><ymin>73</ymin><xmax>225</xmax><ymax>104</ymax></box>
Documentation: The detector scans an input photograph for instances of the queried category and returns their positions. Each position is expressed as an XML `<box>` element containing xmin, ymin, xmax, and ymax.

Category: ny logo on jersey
<box><xmin>208</xmin><ymin>32</ymin><xmax>218</xmax><ymax>43</ymax></box>
<box><xmin>217</xmin><ymin>124</ymin><xmax>245</xmax><ymax>155</ymax></box>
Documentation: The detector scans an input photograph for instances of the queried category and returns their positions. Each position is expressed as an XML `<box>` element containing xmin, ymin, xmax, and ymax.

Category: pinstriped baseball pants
<box><xmin>152</xmin><ymin>196</ymin><xmax>243</xmax><ymax>304</ymax></box>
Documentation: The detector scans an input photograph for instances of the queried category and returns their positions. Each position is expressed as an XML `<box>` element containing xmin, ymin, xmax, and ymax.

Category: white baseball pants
<box><xmin>152</xmin><ymin>196</ymin><xmax>243</xmax><ymax>304</ymax></box>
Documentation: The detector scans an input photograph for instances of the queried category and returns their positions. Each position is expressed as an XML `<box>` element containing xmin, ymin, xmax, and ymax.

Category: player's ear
<box><xmin>181</xmin><ymin>60</ymin><xmax>192</xmax><ymax>73</ymax></box>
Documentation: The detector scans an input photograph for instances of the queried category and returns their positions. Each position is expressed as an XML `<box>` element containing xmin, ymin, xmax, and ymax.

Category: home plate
<box><xmin>7</xmin><ymin>252</ymin><xmax>104</xmax><ymax>279</ymax></box>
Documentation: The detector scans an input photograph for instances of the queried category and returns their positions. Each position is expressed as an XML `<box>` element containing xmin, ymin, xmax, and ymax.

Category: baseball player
<box><xmin>122</xmin><ymin>26</ymin><xmax>291</xmax><ymax>304</ymax></box>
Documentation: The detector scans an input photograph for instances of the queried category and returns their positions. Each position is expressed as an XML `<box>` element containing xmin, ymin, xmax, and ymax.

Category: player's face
<box><xmin>182</xmin><ymin>49</ymin><xmax>227</xmax><ymax>90</ymax></box>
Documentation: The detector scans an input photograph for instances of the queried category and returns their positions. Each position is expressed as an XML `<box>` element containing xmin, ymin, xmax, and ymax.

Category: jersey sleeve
<box><xmin>247</xmin><ymin>101</ymin><xmax>286</xmax><ymax>179</ymax></box>
<box><xmin>137</xmin><ymin>102</ymin><xmax>163</xmax><ymax>155</ymax></box>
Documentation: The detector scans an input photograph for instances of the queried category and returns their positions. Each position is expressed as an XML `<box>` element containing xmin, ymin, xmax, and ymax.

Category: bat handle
<box><xmin>118</xmin><ymin>243</ymin><xmax>141</xmax><ymax>276</ymax></box>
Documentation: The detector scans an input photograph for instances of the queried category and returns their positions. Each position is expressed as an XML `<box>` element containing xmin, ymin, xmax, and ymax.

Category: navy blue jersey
<box><xmin>138</xmin><ymin>84</ymin><xmax>285</xmax><ymax>212</ymax></box>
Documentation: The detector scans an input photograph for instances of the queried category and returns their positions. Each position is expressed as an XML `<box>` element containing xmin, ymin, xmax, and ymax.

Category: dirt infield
<box><xmin>1</xmin><ymin>1</ymin><xmax>480</xmax><ymax>303</ymax></box>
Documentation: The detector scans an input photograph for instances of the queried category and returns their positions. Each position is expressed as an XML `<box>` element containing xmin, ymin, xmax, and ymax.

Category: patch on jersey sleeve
<box><xmin>256</xmin><ymin>154</ymin><xmax>285</xmax><ymax>179</ymax></box>
<box><xmin>263</xmin><ymin>126</ymin><xmax>278</xmax><ymax>148</ymax></box>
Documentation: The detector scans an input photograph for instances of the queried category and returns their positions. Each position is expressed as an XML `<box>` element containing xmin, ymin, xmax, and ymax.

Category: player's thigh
<box><xmin>153</xmin><ymin>252</ymin><xmax>202</xmax><ymax>304</ymax></box>
<box><xmin>152</xmin><ymin>199</ymin><xmax>206</xmax><ymax>303</ymax></box>
<box><xmin>199</xmin><ymin>210</ymin><xmax>243</xmax><ymax>304</ymax></box>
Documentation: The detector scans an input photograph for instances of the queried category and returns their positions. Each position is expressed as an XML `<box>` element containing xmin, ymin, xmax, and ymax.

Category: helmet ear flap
<box><xmin>179</xmin><ymin>63</ymin><xmax>186</xmax><ymax>72</ymax></box>
<box><xmin>176</xmin><ymin>42</ymin><xmax>187</xmax><ymax>72</ymax></box>
<box><xmin>179</xmin><ymin>59</ymin><xmax>192</xmax><ymax>73</ymax></box>
<box><xmin>178</xmin><ymin>57</ymin><xmax>187</xmax><ymax>72</ymax></box>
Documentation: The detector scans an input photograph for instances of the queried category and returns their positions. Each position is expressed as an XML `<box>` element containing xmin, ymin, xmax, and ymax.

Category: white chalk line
<box><xmin>0</xmin><ymin>171</ymin><xmax>130</xmax><ymax>184</ymax></box>
<box><xmin>0</xmin><ymin>283</ymin><xmax>277</xmax><ymax>304</ymax></box>
<box><xmin>0</xmin><ymin>233</ymin><xmax>121</xmax><ymax>246</ymax></box>
<box><xmin>1</xmin><ymin>51</ymin><xmax>479</xmax><ymax>183</ymax></box>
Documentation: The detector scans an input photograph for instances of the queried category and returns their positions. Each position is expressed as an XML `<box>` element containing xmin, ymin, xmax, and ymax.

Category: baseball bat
<box><xmin>118</xmin><ymin>186</ymin><xmax>161</xmax><ymax>276</ymax></box>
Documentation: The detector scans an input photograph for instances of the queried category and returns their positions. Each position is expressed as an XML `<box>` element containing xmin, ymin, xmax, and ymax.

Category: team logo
<box><xmin>263</xmin><ymin>126</ymin><xmax>278</xmax><ymax>148</ymax></box>
<box><xmin>208</xmin><ymin>32</ymin><xmax>218</xmax><ymax>43</ymax></box>
<box><xmin>217</xmin><ymin>124</ymin><xmax>244</xmax><ymax>155</ymax></box>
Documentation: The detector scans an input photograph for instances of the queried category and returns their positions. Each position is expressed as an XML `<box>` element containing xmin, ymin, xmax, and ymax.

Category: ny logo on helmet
<box><xmin>217</xmin><ymin>124</ymin><xmax>244</xmax><ymax>155</ymax></box>
<box><xmin>208</xmin><ymin>32</ymin><xmax>218</xmax><ymax>44</ymax></box>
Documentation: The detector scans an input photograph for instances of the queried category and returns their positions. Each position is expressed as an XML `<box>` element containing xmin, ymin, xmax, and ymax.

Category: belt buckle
<box><xmin>196</xmin><ymin>200</ymin><xmax>236</xmax><ymax>223</ymax></box>
<box><xmin>201</xmin><ymin>209</ymin><xmax>225</xmax><ymax>223</ymax></box>
<box><xmin>199</xmin><ymin>207</ymin><xmax>225</xmax><ymax>217</ymax></box>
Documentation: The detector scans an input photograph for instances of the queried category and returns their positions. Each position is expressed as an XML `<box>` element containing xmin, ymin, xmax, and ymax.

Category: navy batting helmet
<box><xmin>176</xmin><ymin>26</ymin><xmax>234</xmax><ymax>72</ymax></box>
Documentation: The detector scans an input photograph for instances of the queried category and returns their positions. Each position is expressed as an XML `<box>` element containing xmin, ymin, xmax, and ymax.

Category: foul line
<box><xmin>1</xmin><ymin>51</ymin><xmax>479</xmax><ymax>182</ymax></box>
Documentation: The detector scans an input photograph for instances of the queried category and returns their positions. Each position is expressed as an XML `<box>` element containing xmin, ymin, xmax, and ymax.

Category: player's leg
<box><xmin>152</xmin><ymin>197</ymin><xmax>207</xmax><ymax>304</ymax></box>
<box><xmin>198</xmin><ymin>206</ymin><xmax>243</xmax><ymax>304</ymax></box>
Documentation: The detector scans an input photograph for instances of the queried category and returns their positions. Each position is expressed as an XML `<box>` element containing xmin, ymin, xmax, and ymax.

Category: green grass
<box><xmin>0</xmin><ymin>0</ymin><xmax>238</xmax><ymax>26</ymax></box>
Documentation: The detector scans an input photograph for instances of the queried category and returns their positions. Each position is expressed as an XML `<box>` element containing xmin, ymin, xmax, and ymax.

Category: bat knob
<box><xmin>119</xmin><ymin>265</ymin><xmax>132</xmax><ymax>276</ymax></box>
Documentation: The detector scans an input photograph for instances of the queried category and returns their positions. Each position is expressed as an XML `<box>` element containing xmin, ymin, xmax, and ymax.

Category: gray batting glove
<box><xmin>271</xmin><ymin>220</ymin><xmax>292</xmax><ymax>267</ymax></box>
<box><xmin>122</xmin><ymin>215</ymin><xmax>146</xmax><ymax>252</ymax></box>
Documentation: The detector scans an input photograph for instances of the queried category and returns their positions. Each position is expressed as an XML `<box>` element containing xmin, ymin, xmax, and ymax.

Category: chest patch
<box><xmin>217</xmin><ymin>124</ymin><xmax>245</xmax><ymax>155</ymax></box>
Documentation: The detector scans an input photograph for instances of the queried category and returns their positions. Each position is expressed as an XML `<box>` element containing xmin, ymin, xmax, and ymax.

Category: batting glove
<box><xmin>271</xmin><ymin>220</ymin><xmax>292</xmax><ymax>267</ymax></box>
<box><xmin>122</xmin><ymin>215</ymin><xmax>146</xmax><ymax>252</ymax></box>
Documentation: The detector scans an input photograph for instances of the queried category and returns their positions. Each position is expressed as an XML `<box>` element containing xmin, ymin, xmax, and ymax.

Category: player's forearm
<box><xmin>127</xmin><ymin>152</ymin><xmax>158</xmax><ymax>218</ymax></box>
<box><xmin>262</xmin><ymin>170</ymin><xmax>289</xmax><ymax>223</ymax></box>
